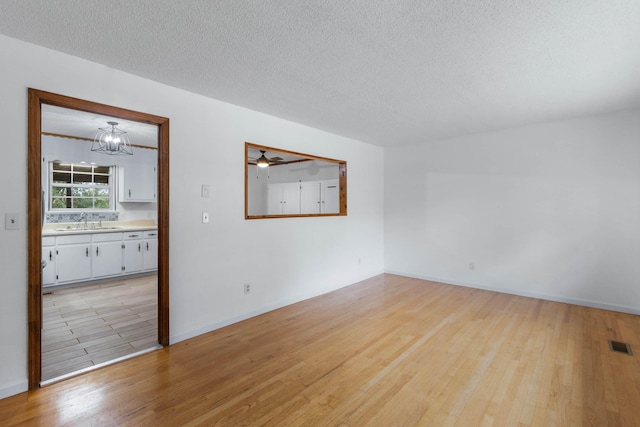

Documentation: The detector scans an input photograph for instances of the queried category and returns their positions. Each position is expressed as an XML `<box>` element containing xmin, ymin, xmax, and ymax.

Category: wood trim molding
<box><xmin>157</xmin><ymin>112</ymin><xmax>170</xmax><ymax>347</ymax></box>
<box><xmin>27</xmin><ymin>90</ymin><xmax>42</xmax><ymax>390</ymax></box>
<box><xmin>244</xmin><ymin>142</ymin><xmax>347</xmax><ymax>219</ymax></box>
<box><xmin>27</xmin><ymin>89</ymin><xmax>170</xmax><ymax>389</ymax></box>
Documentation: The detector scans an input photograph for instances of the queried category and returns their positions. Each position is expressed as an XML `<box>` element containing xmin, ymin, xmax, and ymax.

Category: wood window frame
<box><xmin>244</xmin><ymin>142</ymin><xmax>347</xmax><ymax>219</ymax></box>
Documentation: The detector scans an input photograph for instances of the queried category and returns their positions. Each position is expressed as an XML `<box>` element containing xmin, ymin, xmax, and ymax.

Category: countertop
<box><xmin>42</xmin><ymin>220</ymin><xmax>157</xmax><ymax>236</ymax></box>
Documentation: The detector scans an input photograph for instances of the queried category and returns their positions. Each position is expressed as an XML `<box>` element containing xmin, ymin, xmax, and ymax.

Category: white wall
<box><xmin>0</xmin><ymin>35</ymin><xmax>384</xmax><ymax>399</ymax></box>
<box><xmin>385</xmin><ymin>111</ymin><xmax>640</xmax><ymax>314</ymax></box>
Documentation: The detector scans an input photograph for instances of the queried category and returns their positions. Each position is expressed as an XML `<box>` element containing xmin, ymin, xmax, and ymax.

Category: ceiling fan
<box><xmin>249</xmin><ymin>150</ymin><xmax>285</xmax><ymax>168</ymax></box>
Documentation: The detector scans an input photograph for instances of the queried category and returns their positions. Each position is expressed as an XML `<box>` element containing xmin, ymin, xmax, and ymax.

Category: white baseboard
<box><xmin>0</xmin><ymin>379</ymin><xmax>28</xmax><ymax>400</ymax></box>
<box><xmin>170</xmin><ymin>302</ymin><xmax>286</xmax><ymax>344</ymax></box>
<box><xmin>170</xmin><ymin>270</ymin><xmax>383</xmax><ymax>344</ymax></box>
<box><xmin>385</xmin><ymin>270</ymin><xmax>640</xmax><ymax>316</ymax></box>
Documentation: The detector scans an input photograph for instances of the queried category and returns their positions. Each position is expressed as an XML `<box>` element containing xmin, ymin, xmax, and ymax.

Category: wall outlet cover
<box><xmin>5</xmin><ymin>213</ymin><xmax>19</xmax><ymax>230</ymax></box>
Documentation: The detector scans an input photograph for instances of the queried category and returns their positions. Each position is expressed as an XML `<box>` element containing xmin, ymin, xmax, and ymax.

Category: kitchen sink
<box><xmin>54</xmin><ymin>226</ymin><xmax>123</xmax><ymax>232</ymax></box>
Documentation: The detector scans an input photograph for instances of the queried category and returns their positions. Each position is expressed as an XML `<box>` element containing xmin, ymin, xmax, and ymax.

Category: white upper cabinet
<box><xmin>321</xmin><ymin>180</ymin><xmax>340</xmax><ymax>214</ymax></box>
<box><xmin>300</xmin><ymin>181</ymin><xmax>321</xmax><ymax>214</ymax></box>
<box><xmin>268</xmin><ymin>182</ymin><xmax>301</xmax><ymax>215</ymax></box>
<box><xmin>118</xmin><ymin>164</ymin><xmax>156</xmax><ymax>202</ymax></box>
<box><xmin>268</xmin><ymin>180</ymin><xmax>340</xmax><ymax>215</ymax></box>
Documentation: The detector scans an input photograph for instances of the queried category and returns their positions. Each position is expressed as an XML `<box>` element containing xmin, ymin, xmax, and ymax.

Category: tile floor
<box><xmin>42</xmin><ymin>275</ymin><xmax>158</xmax><ymax>381</ymax></box>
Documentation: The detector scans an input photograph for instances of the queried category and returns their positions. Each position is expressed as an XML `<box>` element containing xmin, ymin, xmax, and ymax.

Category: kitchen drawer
<box><xmin>143</xmin><ymin>230</ymin><xmax>158</xmax><ymax>238</ymax></box>
<box><xmin>42</xmin><ymin>236</ymin><xmax>56</xmax><ymax>246</ymax></box>
<box><xmin>123</xmin><ymin>231</ymin><xmax>143</xmax><ymax>240</ymax></box>
<box><xmin>57</xmin><ymin>234</ymin><xmax>91</xmax><ymax>245</ymax></box>
<box><xmin>93</xmin><ymin>232</ymin><xmax>123</xmax><ymax>242</ymax></box>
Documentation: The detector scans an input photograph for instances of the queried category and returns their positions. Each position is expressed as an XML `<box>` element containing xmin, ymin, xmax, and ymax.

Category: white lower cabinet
<box><xmin>41</xmin><ymin>228</ymin><xmax>158</xmax><ymax>288</ymax></box>
<box><xmin>142</xmin><ymin>231</ymin><xmax>158</xmax><ymax>271</ymax></box>
<box><xmin>55</xmin><ymin>235</ymin><xmax>92</xmax><ymax>284</ymax></box>
<box><xmin>42</xmin><ymin>237</ymin><xmax>56</xmax><ymax>287</ymax></box>
<box><xmin>93</xmin><ymin>233</ymin><xmax>125</xmax><ymax>278</ymax></box>
<box><xmin>123</xmin><ymin>231</ymin><xmax>144</xmax><ymax>274</ymax></box>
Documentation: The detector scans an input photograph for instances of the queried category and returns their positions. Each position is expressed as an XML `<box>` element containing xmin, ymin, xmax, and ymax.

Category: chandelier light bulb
<box><xmin>91</xmin><ymin>121</ymin><xmax>133</xmax><ymax>155</ymax></box>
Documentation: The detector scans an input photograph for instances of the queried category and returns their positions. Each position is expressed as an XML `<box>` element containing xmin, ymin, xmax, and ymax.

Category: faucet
<box><xmin>78</xmin><ymin>212</ymin><xmax>87</xmax><ymax>229</ymax></box>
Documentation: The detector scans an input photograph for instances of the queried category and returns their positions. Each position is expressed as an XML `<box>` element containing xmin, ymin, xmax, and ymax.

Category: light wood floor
<box><xmin>42</xmin><ymin>275</ymin><xmax>158</xmax><ymax>381</ymax></box>
<box><xmin>3</xmin><ymin>274</ymin><xmax>640</xmax><ymax>426</ymax></box>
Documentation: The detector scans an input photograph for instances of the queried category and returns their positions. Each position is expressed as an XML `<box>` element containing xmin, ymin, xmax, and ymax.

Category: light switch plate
<box><xmin>5</xmin><ymin>213</ymin><xmax>19</xmax><ymax>230</ymax></box>
<box><xmin>201</xmin><ymin>184</ymin><xmax>210</xmax><ymax>198</ymax></box>
<box><xmin>202</xmin><ymin>212</ymin><xmax>209</xmax><ymax>223</ymax></box>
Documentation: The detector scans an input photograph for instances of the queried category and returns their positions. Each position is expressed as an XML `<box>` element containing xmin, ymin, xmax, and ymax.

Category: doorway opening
<box><xmin>28</xmin><ymin>89</ymin><xmax>170</xmax><ymax>389</ymax></box>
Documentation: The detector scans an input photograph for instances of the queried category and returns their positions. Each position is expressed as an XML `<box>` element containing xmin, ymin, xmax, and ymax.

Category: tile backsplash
<box><xmin>46</xmin><ymin>212</ymin><xmax>120</xmax><ymax>223</ymax></box>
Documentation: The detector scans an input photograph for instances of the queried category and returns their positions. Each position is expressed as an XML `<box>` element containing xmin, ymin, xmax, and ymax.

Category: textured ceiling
<box><xmin>1</xmin><ymin>0</ymin><xmax>639</xmax><ymax>147</ymax></box>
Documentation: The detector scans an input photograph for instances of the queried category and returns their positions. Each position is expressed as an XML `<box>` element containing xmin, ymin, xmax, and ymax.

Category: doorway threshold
<box><xmin>41</xmin><ymin>344</ymin><xmax>162</xmax><ymax>387</ymax></box>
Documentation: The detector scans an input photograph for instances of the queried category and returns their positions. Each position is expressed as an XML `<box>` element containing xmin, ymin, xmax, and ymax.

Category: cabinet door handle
<box><xmin>138</xmin><ymin>243</ymin><xmax>141</xmax><ymax>252</ymax></box>
<box><xmin>86</xmin><ymin>247</ymin><xmax>89</xmax><ymax>257</ymax></box>
<box><xmin>129</xmin><ymin>189</ymin><xmax>132</xmax><ymax>198</ymax></box>
<box><xmin>96</xmin><ymin>247</ymin><xmax>99</xmax><ymax>256</ymax></box>
<box><xmin>49</xmin><ymin>251</ymin><xmax>52</xmax><ymax>261</ymax></box>
<box><xmin>146</xmin><ymin>242</ymin><xmax>149</xmax><ymax>251</ymax></box>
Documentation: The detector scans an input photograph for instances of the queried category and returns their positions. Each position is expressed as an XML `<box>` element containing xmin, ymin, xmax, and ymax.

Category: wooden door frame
<box><xmin>28</xmin><ymin>89</ymin><xmax>170</xmax><ymax>389</ymax></box>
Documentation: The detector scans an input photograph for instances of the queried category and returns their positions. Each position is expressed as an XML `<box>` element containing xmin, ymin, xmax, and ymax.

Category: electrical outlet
<box><xmin>244</xmin><ymin>282</ymin><xmax>251</xmax><ymax>294</ymax></box>
<box><xmin>202</xmin><ymin>212</ymin><xmax>209</xmax><ymax>223</ymax></box>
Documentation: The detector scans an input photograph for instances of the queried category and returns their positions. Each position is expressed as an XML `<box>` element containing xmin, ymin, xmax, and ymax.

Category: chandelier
<box><xmin>91</xmin><ymin>121</ymin><xmax>133</xmax><ymax>155</ymax></box>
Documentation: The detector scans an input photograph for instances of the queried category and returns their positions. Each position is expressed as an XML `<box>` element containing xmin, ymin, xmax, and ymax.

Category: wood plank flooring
<box><xmin>42</xmin><ymin>275</ymin><xmax>158</xmax><ymax>381</ymax></box>
<box><xmin>3</xmin><ymin>274</ymin><xmax>640</xmax><ymax>426</ymax></box>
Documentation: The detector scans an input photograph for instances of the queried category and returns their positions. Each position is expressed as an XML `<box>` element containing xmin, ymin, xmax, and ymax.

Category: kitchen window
<box><xmin>50</xmin><ymin>162</ymin><xmax>114</xmax><ymax>210</ymax></box>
